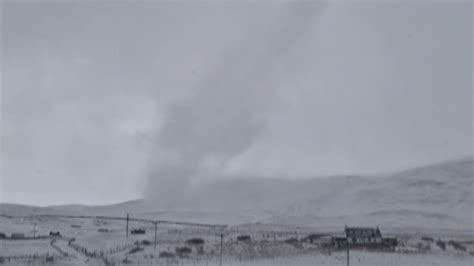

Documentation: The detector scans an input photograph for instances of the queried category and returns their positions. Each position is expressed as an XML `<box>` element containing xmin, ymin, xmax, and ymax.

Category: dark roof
<box><xmin>345</xmin><ymin>227</ymin><xmax>381</xmax><ymax>238</ymax></box>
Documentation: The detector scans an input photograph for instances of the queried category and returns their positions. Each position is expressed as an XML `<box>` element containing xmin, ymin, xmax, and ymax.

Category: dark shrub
<box><xmin>129</xmin><ymin>246</ymin><xmax>144</xmax><ymax>254</ymax></box>
<box><xmin>449</xmin><ymin>241</ymin><xmax>467</xmax><ymax>252</ymax></box>
<box><xmin>421</xmin><ymin>236</ymin><xmax>434</xmax><ymax>242</ymax></box>
<box><xmin>436</xmin><ymin>240</ymin><xmax>446</xmax><ymax>250</ymax></box>
<box><xmin>141</xmin><ymin>240</ymin><xmax>152</xmax><ymax>246</ymax></box>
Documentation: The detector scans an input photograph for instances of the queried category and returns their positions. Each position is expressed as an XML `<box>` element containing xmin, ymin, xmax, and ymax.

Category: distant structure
<box><xmin>345</xmin><ymin>227</ymin><xmax>382</xmax><ymax>245</ymax></box>
<box><xmin>333</xmin><ymin>226</ymin><xmax>397</xmax><ymax>250</ymax></box>
<box><xmin>302</xmin><ymin>234</ymin><xmax>332</xmax><ymax>244</ymax></box>
<box><xmin>131</xmin><ymin>228</ymin><xmax>146</xmax><ymax>235</ymax></box>
<box><xmin>126</xmin><ymin>213</ymin><xmax>129</xmax><ymax>237</ymax></box>
<box><xmin>333</xmin><ymin>236</ymin><xmax>348</xmax><ymax>248</ymax></box>
<box><xmin>11</xmin><ymin>233</ymin><xmax>25</xmax><ymax>239</ymax></box>
<box><xmin>236</xmin><ymin>235</ymin><xmax>252</xmax><ymax>242</ymax></box>
<box><xmin>49</xmin><ymin>231</ymin><xmax>61</xmax><ymax>237</ymax></box>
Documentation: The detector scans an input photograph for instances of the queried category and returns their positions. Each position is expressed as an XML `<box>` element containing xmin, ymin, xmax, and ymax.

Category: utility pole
<box><xmin>126</xmin><ymin>213</ymin><xmax>129</xmax><ymax>238</ymax></box>
<box><xmin>219</xmin><ymin>233</ymin><xmax>223</xmax><ymax>266</ymax></box>
<box><xmin>154</xmin><ymin>222</ymin><xmax>158</xmax><ymax>250</ymax></box>
<box><xmin>346</xmin><ymin>239</ymin><xmax>350</xmax><ymax>266</ymax></box>
<box><xmin>33</xmin><ymin>223</ymin><xmax>37</xmax><ymax>238</ymax></box>
<box><xmin>345</xmin><ymin>224</ymin><xmax>349</xmax><ymax>266</ymax></box>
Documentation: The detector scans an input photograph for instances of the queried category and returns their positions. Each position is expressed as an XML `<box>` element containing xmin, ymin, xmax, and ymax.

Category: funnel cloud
<box><xmin>145</xmin><ymin>2</ymin><xmax>326</xmax><ymax>203</ymax></box>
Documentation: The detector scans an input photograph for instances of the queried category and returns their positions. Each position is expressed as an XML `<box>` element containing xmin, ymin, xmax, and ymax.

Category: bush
<box><xmin>435</xmin><ymin>240</ymin><xmax>446</xmax><ymax>250</ymax></box>
<box><xmin>449</xmin><ymin>240</ymin><xmax>467</xmax><ymax>252</ymax></box>
<box><xmin>141</xmin><ymin>240</ymin><xmax>152</xmax><ymax>246</ymax></box>
<box><xmin>129</xmin><ymin>246</ymin><xmax>144</xmax><ymax>254</ymax></box>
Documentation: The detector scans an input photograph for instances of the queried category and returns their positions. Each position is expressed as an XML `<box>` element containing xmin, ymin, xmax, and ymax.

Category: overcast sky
<box><xmin>1</xmin><ymin>0</ymin><xmax>472</xmax><ymax>206</ymax></box>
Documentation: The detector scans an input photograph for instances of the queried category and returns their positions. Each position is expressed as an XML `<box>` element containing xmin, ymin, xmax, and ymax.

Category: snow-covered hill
<box><xmin>1</xmin><ymin>158</ymin><xmax>472</xmax><ymax>230</ymax></box>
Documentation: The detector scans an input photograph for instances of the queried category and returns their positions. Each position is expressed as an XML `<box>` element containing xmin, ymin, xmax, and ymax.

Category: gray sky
<box><xmin>1</xmin><ymin>0</ymin><xmax>472</xmax><ymax>206</ymax></box>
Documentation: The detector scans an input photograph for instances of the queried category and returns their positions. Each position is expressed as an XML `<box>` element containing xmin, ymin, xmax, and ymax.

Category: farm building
<box><xmin>49</xmin><ymin>231</ymin><xmax>61</xmax><ymax>237</ymax></box>
<box><xmin>236</xmin><ymin>235</ymin><xmax>252</xmax><ymax>242</ymax></box>
<box><xmin>333</xmin><ymin>236</ymin><xmax>348</xmax><ymax>248</ymax></box>
<box><xmin>131</xmin><ymin>228</ymin><xmax>146</xmax><ymax>235</ymax></box>
<box><xmin>11</xmin><ymin>233</ymin><xmax>25</xmax><ymax>239</ymax></box>
<box><xmin>302</xmin><ymin>234</ymin><xmax>332</xmax><ymax>244</ymax></box>
<box><xmin>345</xmin><ymin>226</ymin><xmax>382</xmax><ymax>245</ymax></box>
<box><xmin>332</xmin><ymin>227</ymin><xmax>398</xmax><ymax>250</ymax></box>
<box><xmin>383</xmin><ymin>237</ymin><xmax>398</xmax><ymax>249</ymax></box>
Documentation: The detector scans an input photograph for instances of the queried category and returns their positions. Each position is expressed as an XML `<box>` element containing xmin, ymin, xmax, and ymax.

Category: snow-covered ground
<box><xmin>0</xmin><ymin>159</ymin><xmax>472</xmax><ymax>265</ymax></box>
<box><xmin>1</xmin><ymin>213</ymin><xmax>473</xmax><ymax>265</ymax></box>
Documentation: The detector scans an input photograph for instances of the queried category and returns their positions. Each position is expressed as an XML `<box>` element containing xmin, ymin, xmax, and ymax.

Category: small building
<box><xmin>131</xmin><ymin>228</ymin><xmax>146</xmax><ymax>235</ymax></box>
<box><xmin>236</xmin><ymin>235</ymin><xmax>251</xmax><ymax>242</ymax></box>
<box><xmin>11</xmin><ymin>233</ymin><xmax>25</xmax><ymax>239</ymax></box>
<box><xmin>175</xmin><ymin>246</ymin><xmax>192</xmax><ymax>257</ymax></box>
<box><xmin>49</xmin><ymin>231</ymin><xmax>61</xmax><ymax>237</ymax></box>
<box><xmin>302</xmin><ymin>234</ymin><xmax>332</xmax><ymax>244</ymax></box>
<box><xmin>186</xmin><ymin>238</ymin><xmax>205</xmax><ymax>245</ymax></box>
<box><xmin>332</xmin><ymin>227</ymin><xmax>397</xmax><ymax>250</ymax></box>
<box><xmin>383</xmin><ymin>237</ymin><xmax>398</xmax><ymax>249</ymax></box>
<box><xmin>345</xmin><ymin>227</ymin><xmax>382</xmax><ymax>245</ymax></box>
<box><xmin>333</xmin><ymin>237</ymin><xmax>348</xmax><ymax>248</ymax></box>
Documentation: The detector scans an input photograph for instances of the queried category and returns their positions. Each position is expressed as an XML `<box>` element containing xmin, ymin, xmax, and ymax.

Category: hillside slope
<box><xmin>1</xmin><ymin>158</ymin><xmax>472</xmax><ymax>230</ymax></box>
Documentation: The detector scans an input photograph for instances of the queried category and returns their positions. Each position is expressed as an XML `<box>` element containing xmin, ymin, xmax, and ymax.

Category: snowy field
<box><xmin>1</xmin><ymin>214</ymin><xmax>473</xmax><ymax>266</ymax></box>
<box><xmin>1</xmin><ymin>160</ymin><xmax>472</xmax><ymax>265</ymax></box>
<box><xmin>0</xmin><ymin>239</ymin><xmax>57</xmax><ymax>256</ymax></box>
